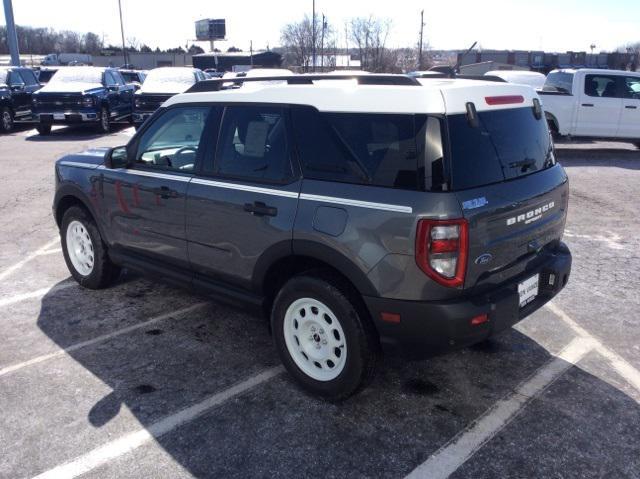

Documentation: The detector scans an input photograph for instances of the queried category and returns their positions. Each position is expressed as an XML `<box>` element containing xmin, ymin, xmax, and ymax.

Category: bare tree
<box><xmin>348</xmin><ymin>16</ymin><xmax>393</xmax><ymax>72</ymax></box>
<box><xmin>280</xmin><ymin>15</ymin><xmax>316</xmax><ymax>71</ymax></box>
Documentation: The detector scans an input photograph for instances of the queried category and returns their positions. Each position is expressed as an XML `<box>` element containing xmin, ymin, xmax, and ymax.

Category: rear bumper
<box><xmin>364</xmin><ymin>242</ymin><xmax>572</xmax><ymax>358</ymax></box>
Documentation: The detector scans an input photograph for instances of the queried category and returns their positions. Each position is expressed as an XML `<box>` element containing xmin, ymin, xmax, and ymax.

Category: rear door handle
<box><xmin>625</xmin><ymin>105</ymin><xmax>638</xmax><ymax>109</ymax></box>
<box><xmin>581</xmin><ymin>103</ymin><xmax>594</xmax><ymax>107</ymax></box>
<box><xmin>244</xmin><ymin>201</ymin><xmax>277</xmax><ymax>217</ymax></box>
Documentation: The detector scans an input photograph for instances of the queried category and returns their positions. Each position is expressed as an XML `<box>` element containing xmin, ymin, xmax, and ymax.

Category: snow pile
<box><xmin>40</xmin><ymin>67</ymin><xmax>104</xmax><ymax>92</ymax></box>
<box><xmin>139</xmin><ymin>68</ymin><xmax>197</xmax><ymax>94</ymax></box>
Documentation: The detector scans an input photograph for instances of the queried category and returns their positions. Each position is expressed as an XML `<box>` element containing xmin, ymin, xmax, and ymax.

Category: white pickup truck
<box><xmin>540</xmin><ymin>68</ymin><xmax>640</xmax><ymax>145</ymax></box>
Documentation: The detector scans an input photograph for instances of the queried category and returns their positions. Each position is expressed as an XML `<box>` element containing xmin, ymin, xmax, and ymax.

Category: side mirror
<box><xmin>105</xmin><ymin>146</ymin><xmax>130</xmax><ymax>169</ymax></box>
<box><xmin>131</xmin><ymin>82</ymin><xmax>141</xmax><ymax>91</ymax></box>
<box><xmin>11</xmin><ymin>84</ymin><xmax>25</xmax><ymax>92</ymax></box>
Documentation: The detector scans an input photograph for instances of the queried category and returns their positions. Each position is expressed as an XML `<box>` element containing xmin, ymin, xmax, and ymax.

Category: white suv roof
<box><xmin>165</xmin><ymin>75</ymin><xmax>539</xmax><ymax>115</ymax></box>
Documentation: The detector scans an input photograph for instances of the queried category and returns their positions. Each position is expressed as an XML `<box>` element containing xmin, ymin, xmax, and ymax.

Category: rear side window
<box><xmin>623</xmin><ymin>76</ymin><xmax>640</xmax><ymax>99</ymax></box>
<box><xmin>448</xmin><ymin>107</ymin><xmax>554</xmax><ymax>190</ymax></box>
<box><xmin>215</xmin><ymin>105</ymin><xmax>293</xmax><ymax>183</ymax></box>
<box><xmin>584</xmin><ymin>74</ymin><xmax>620</xmax><ymax>98</ymax></box>
<box><xmin>292</xmin><ymin>107</ymin><xmax>432</xmax><ymax>191</ymax></box>
<box><xmin>543</xmin><ymin>72</ymin><xmax>574</xmax><ymax>94</ymax></box>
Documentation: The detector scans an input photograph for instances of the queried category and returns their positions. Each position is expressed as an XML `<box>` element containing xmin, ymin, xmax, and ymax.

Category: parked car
<box><xmin>133</xmin><ymin>67</ymin><xmax>206</xmax><ymax>128</ymax></box>
<box><xmin>41</xmin><ymin>53</ymin><xmax>92</xmax><ymax>66</ymax></box>
<box><xmin>484</xmin><ymin>70</ymin><xmax>546</xmax><ymax>90</ymax></box>
<box><xmin>32</xmin><ymin>66</ymin><xmax>135</xmax><ymax>135</ymax></box>
<box><xmin>52</xmin><ymin>74</ymin><xmax>571</xmax><ymax>399</ymax></box>
<box><xmin>540</xmin><ymin>68</ymin><xmax>640</xmax><ymax>145</ymax></box>
<box><xmin>36</xmin><ymin>67</ymin><xmax>59</xmax><ymax>84</ymax></box>
<box><xmin>119</xmin><ymin>69</ymin><xmax>147</xmax><ymax>90</ymax></box>
<box><xmin>0</xmin><ymin>66</ymin><xmax>41</xmax><ymax>133</ymax></box>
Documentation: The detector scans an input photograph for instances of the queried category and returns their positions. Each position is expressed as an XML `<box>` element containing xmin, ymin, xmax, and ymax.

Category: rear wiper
<box><xmin>509</xmin><ymin>159</ymin><xmax>536</xmax><ymax>172</ymax></box>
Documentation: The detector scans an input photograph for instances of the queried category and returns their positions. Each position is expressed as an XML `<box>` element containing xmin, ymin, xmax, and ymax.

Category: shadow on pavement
<box><xmin>24</xmin><ymin>123</ymin><xmax>130</xmax><ymax>142</ymax></box>
<box><xmin>32</xmin><ymin>278</ymin><xmax>640</xmax><ymax>478</ymax></box>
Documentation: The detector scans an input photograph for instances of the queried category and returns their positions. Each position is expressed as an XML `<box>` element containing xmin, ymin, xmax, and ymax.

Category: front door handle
<box><xmin>625</xmin><ymin>105</ymin><xmax>638</xmax><ymax>109</ymax></box>
<box><xmin>581</xmin><ymin>103</ymin><xmax>594</xmax><ymax>107</ymax></box>
<box><xmin>153</xmin><ymin>186</ymin><xmax>174</xmax><ymax>199</ymax></box>
<box><xmin>244</xmin><ymin>201</ymin><xmax>277</xmax><ymax>217</ymax></box>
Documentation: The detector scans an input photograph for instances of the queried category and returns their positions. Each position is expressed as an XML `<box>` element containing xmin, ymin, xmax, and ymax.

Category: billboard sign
<box><xmin>195</xmin><ymin>19</ymin><xmax>226</xmax><ymax>41</ymax></box>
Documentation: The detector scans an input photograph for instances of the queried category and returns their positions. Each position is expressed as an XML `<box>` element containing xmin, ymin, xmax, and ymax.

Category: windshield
<box><xmin>543</xmin><ymin>71</ymin><xmax>574</xmax><ymax>94</ymax></box>
<box><xmin>448</xmin><ymin>107</ymin><xmax>555</xmax><ymax>190</ymax></box>
<box><xmin>140</xmin><ymin>68</ymin><xmax>195</xmax><ymax>93</ymax></box>
<box><xmin>120</xmin><ymin>71</ymin><xmax>138</xmax><ymax>83</ymax></box>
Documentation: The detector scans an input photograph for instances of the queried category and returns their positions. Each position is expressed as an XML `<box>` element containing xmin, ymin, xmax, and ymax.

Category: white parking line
<box><xmin>546</xmin><ymin>302</ymin><xmax>640</xmax><ymax>394</ymax></box>
<box><xmin>405</xmin><ymin>337</ymin><xmax>594</xmax><ymax>479</ymax></box>
<box><xmin>0</xmin><ymin>282</ymin><xmax>75</xmax><ymax>308</ymax></box>
<box><xmin>0</xmin><ymin>302</ymin><xmax>208</xmax><ymax>377</ymax></box>
<box><xmin>31</xmin><ymin>366</ymin><xmax>284</xmax><ymax>479</ymax></box>
<box><xmin>0</xmin><ymin>237</ymin><xmax>60</xmax><ymax>282</ymax></box>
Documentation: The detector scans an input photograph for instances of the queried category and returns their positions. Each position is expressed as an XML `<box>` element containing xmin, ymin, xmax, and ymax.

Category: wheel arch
<box><xmin>54</xmin><ymin>185</ymin><xmax>110</xmax><ymax>243</ymax></box>
<box><xmin>255</xmin><ymin>239</ymin><xmax>379</xmax><ymax>318</ymax></box>
<box><xmin>545</xmin><ymin>111</ymin><xmax>560</xmax><ymax>134</ymax></box>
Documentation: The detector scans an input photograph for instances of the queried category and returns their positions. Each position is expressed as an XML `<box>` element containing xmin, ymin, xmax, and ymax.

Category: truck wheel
<box><xmin>271</xmin><ymin>273</ymin><xmax>379</xmax><ymax>400</ymax></box>
<box><xmin>36</xmin><ymin>124</ymin><xmax>52</xmax><ymax>135</ymax></box>
<box><xmin>1</xmin><ymin>107</ymin><xmax>14</xmax><ymax>133</ymax></box>
<box><xmin>61</xmin><ymin>206</ymin><xmax>120</xmax><ymax>289</ymax></box>
<box><xmin>634</xmin><ymin>142</ymin><xmax>640</xmax><ymax>150</ymax></box>
<box><xmin>98</xmin><ymin>107</ymin><xmax>111</xmax><ymax>133</ymax></box>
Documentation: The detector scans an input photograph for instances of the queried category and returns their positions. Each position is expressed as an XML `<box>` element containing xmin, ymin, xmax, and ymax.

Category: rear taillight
<box><xmin>416</xmin><ymin>218</ymin><xmax>468</xmax><ymax>288</ymax></box>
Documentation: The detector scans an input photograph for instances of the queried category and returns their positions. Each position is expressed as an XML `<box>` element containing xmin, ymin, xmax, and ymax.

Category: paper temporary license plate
<box><xmin>53</xmin><ymin>113</ymin><xmax>65</xmax><ymax>120</ymax></box>
<box><xmin>518</xmin><ymin>274</ymin><xmax>539</xmax><ymax>308</ymax></box>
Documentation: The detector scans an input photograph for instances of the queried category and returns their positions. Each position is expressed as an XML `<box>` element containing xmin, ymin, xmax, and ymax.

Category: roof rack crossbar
<box><xmin>186</xmin><ymin>74</ymin><xmax>421</xmax><ymax>93</ymax></box>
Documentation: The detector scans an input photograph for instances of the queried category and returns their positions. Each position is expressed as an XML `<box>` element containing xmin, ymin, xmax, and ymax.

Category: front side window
<box><xmin>19</xmin><ymin>70</ymin><xmax>38</xmax><ymax>86</ymax></box>
<box><xmin>543</xmin><ymin>71</ymin><xmax>574</xmax><ymax>94</ymax></box>
<box><xmin>214</xmin><ymin>105</ymin><xmax>293</xmax><ymax>183</ymax></box>
<box><xmin>584</xmin><ymin>74</ymin><xmax>620</xmax><ymax>98</ymax></box>
<box><xmin>135</xmin><ymin>106</ymin><xmax>211</xmax><ymax>172</ymax></box>
<box><xmin>8</xmin><ymin>71</ymin><xmax>25</xmax><ymax>87</ymax></box>
<box><xmin>104</xmin><ymin>71</ymin><xmax>117</xmax><ymax>87</ymax></box>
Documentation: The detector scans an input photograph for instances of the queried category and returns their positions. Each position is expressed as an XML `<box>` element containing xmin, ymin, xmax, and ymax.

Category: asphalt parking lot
<box><xmin>1</xmin><ymin>125</ymin><xmax>639</xmax><ymax>479</ymax></box>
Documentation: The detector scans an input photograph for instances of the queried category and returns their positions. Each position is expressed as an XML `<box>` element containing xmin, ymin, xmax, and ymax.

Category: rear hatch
<box><xmin>441</xmin><ymin>82</ymin><xmax>568</xmax><ymax>293</ymax></box>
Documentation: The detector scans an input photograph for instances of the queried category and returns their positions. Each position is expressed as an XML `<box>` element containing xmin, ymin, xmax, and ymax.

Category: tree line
<box><xmin>279</xmin><ymin>14</ymin><xmax>431</xmax><ymax>73</ymax></box>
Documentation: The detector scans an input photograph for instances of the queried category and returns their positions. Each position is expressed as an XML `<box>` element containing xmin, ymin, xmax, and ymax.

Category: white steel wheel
<box><xmin>1</xmin><ymin>109</ymin><xmax>13</xmax><ymax>132</ymax></box>
<box><xmin>66</xmin><ymin>220</ymin><xmax>95</xmax><ymax>276</ymax></box>
<box><xmin>283</xmin><ymin>297</ymin><xmax>347</xmax><ymax>381</ymax></box>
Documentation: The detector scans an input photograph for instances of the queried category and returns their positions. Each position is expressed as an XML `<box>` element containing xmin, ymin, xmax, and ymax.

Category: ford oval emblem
<box><xmin>475</xmin><ymin>253</ymin><xmax>493</xmax><ymax>265</ymax></box>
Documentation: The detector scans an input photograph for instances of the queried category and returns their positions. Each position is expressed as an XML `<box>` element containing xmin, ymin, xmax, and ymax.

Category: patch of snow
<box><xmin>40</xmin><ymin>67</ymin><xmax>104</xmax><ymax>92</ymax></box>
<box><xmin>139</xmin><ymin>67</ymin><xmax>197</xmax><ymax>94</ymax></box>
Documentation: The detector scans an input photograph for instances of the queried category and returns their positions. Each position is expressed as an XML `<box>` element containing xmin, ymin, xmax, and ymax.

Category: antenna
<box><xmin>452</xmin><ymin>41</ymin><xmax>477</xmax><ymax>77</ymax></box>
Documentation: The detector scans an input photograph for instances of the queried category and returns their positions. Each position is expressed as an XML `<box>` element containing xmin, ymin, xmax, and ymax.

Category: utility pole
<box><xmin>117</xmin><ymin>0</ymin><xmax>128</xmax><ymax>66</ymax></box>
<box><xmin>418</xmin><ymin>9</ymin><xmax>425</xmax><ymax>71</ymax></box>
<box><xmin>3</xmin><ymin>0</ymin><xmax>20</xmax><ymax>66</ymax></box>
<box><xmin>312</xmin><ymin>0</ymin><xmax>316</xmax><ymax>72</ymax></box>
<box><xmin>320</xmin><ymin>14</ymin><xmax>326</xmax><ymax>71</ymax></box>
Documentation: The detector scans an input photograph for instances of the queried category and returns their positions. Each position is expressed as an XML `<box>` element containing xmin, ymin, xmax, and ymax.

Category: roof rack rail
<box><xmin>186</xmin><ymin>74</ymin><xmax>421</xmax><ymax>93</ymax></box>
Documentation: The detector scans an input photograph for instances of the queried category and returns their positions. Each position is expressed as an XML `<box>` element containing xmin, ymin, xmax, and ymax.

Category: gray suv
<box><xmin>53</xmin><ymin>74</ymin><xmax>572</xmax><ymax>399</ymax></box>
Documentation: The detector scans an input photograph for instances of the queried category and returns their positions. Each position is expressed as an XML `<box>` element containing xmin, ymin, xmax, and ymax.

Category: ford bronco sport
<box><xmin>53</xmin><ymin>74</ymin><xmax>572</xmax><ymax>399</ymax></box>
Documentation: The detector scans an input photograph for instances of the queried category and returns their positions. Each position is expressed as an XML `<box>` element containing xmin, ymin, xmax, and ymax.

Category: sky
<box><xmin>1</xmin><ymin>0</ymin><xmax>639</xmax><ymax>53</ymax></box>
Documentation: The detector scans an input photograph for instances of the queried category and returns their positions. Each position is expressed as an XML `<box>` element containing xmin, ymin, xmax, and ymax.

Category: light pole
<box><xmin>3</xmin><ymin>0</ymin><xmax>20</xmax><ymax>66</ymax></box>
<box><xmin>312</xmin><ymin>0</ymin><xmax>316</xmax><ymax>72</ymax></box>
<box><xmin>117</xmin><ymin>0</ymin><xmax>128</xmax><ymax>67</ymax></box>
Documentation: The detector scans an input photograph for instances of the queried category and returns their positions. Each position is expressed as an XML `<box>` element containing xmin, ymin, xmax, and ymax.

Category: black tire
<box><xmin>271</xmin><ymin>272</ymin><xmax>379</xmax><ymax>400</ymax></box>
<box><xmin>36</xmin><ymin>123</ymin><xmax>52</xmax><ymax>135</ymax></box>
<box><xmin>1</xmin><ymin>106</ymin><xmax>14</xmax><ymax>133</ymax></box>
<box><xmin>97</xmin><ymin>106</ymin><xmax>110</xmax><ymax>133</ymax></box>
<box><xmin>60</xmin><ymin>206</ymin><xmax>120</xmax><ymax>289</ymax></box>
<box><xmin>634</xmin><ymin>142</ymin><xmax>640</xmax><ymax>150</ymax></box>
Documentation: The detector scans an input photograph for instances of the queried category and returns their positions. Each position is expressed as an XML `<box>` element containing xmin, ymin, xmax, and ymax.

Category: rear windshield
<box><xmin>543</xmin><ymin>71</ymin><xmax>574</xmax><ymax>94</ymax></box>
<box><xmin>448</xmin><ymin>107</ymin><xmax>554</xmax><ymax>190</ymax></box>
<box><xmin>37</xmin><ymin>70</ymin><xmax>57</xmax><ymax>83</ymax></box>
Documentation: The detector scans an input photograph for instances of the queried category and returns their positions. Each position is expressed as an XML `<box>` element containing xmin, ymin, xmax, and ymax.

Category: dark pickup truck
<box><xmin>32</xmin><ymin>66</ymin><xmax>135</xmax><ymax>135</ymax></box>
<box><xmin>0</xmin><ymin>67</ymin><xmax>41</xmax><ymax>133</ymax></box>
<box><xmin>132</xmin><ymin>67</ymin><xmax>205</xmax><ymax>128</ymax></box>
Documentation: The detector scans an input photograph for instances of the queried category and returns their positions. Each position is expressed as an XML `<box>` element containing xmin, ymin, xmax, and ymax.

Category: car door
<box><xmin>617</xmin><ymin>75</ymin><xmax>640</xmax><ymax>139</ymax></box>
<box><xmin>575</xmin><ymin>73</ymin><xmax>623</xmax><ymax>137</ymax></box>
<box><xmin>112</xmin><ymin>70</ymin><xmax>134</xmax><ymax>117</ymax></box>
<box><xmin>185</xmin><ymin>104</ymin><xmax>301</xmax><ymax>290</ymax></box>
<box><xmin>7</xmin><ymin>70</ymin><xmax>29</xmax><ymax>117</ymax></box>
<box><xmin>101</xmin><ymin>105</ymin><xmax>214</xmax><ymax>269</ymax></box>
